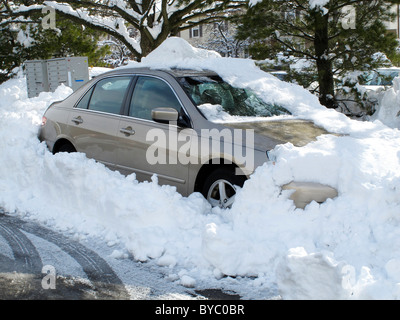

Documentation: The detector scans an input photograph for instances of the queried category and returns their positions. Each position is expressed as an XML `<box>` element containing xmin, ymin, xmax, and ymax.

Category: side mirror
<box><xmin>151</xmin><ymin>107</ymin><xmax>179</xmax><ymax>123</ymax></box>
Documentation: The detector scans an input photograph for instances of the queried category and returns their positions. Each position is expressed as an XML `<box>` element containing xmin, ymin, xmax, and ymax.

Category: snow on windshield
<box><xmin>178</xmin><ymin>75</ymin><xmax>291</xmax><ymax>122</ymax></box>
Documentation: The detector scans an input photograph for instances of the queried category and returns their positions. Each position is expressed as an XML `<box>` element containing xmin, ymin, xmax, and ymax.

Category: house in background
<box><xmin>385</xmin><ymin>4</ymin><xmax>400</xmax><ymax>38</ymax></box>
<box><xmin>178</xmin><ymin>19</ymin><xmax>249</xmax><ymax>58</ymax></box>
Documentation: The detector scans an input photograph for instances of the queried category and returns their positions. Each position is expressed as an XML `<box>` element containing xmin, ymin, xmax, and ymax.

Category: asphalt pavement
<box><xmin>0</xmin><ymin>211</ymin><xmax>240</xmax><ymax>300</ymax></box>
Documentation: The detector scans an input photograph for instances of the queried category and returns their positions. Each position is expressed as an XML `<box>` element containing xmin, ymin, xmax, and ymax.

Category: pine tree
<box><xmin>236</xmin><ymin>0</ymin><xmax>399</xmax><ymax>110</ymax></box>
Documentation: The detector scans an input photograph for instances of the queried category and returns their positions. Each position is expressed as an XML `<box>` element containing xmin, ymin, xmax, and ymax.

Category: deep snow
<box><xmin>370</xmin><ymin>77</ymin><xmax>400</xmax><ymax>129</ymax></box>
<box><xmin>1</xmin><ymin>38</ymin><xmax>400</xmax><ymax>299</ymax></box>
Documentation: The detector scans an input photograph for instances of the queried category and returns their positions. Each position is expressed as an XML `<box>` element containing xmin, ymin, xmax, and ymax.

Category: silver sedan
<box><xmin>39</xmin><ymin>67</ymin><xmax>337</xmax><ymax>209</ymax></box>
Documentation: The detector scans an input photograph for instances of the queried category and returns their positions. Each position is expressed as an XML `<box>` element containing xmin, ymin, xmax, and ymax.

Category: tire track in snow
<box><xmin>0</xmin><ymin>219</ymin><xmax>42</xmax><ymax>273</ymax></box>
<box><xmin>0</xmin><ymin>212</ymin><xmax>129</xmax><ymax>299</ymax></box>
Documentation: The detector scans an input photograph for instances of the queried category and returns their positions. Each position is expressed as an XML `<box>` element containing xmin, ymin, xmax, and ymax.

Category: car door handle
<box><xmin>71</xmin><ymin>116</ymin><xmax>83</xmax><ymax>124</ymax></box>
<box><xmin>120</xmin><ymin>127</ymin><xmax>135</xmax><ymax>136</ymax></box>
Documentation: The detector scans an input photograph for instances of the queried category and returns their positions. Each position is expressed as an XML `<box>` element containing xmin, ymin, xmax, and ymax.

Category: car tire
<box><xmin>202</xmin><ymin>167</ymin><xmax>246</xmax><ymax>209</ymax></box>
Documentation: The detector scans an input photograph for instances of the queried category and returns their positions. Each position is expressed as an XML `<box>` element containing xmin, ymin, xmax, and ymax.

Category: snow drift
<box><xmin>370</xmin><ymin>77</ymin><xmax>400</xmax><ymax>129</ymax></box>
<box><xmin>1</xmin><ymin>38</ymin><xmax>400</xmax><ymax>299</ymax></box>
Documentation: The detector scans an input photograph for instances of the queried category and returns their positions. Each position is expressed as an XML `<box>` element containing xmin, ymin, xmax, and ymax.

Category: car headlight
<box><xmin>265</xmin><ymin>150</ymin><xmax>338</xmax><ymax>208</ymax></box>
<box><xmin>282</xmin><ymin>181</ymin><xmax>338</xmax><ymax>209</ymax></box>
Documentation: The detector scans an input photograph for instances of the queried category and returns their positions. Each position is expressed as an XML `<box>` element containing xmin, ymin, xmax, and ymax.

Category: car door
<box><xmin>67</xmin><ymin>76</ymin><xmax>133</xmax><ymax>168</ymax></box>
<box><xmin>115</xmin><ymin>75</ymin><xmax>191</xmax><ymax>195</ymax></box>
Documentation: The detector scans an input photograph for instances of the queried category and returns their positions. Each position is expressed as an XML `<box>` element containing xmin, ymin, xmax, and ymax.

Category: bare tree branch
<box><xmin>1</xmin><ymin>0</ymin><xmax>247</xmax><ymax>60</ymax></box>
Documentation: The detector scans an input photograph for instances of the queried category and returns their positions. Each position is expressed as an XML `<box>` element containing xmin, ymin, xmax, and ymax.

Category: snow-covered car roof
<box><xmin>97</xmin><ymin>66</ymin><xmax>219</xmax><ymax>80</ymax></box>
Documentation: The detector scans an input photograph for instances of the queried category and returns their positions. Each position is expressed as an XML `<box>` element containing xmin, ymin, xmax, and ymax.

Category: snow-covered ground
<box><xmin>1</xmin><ymin>38</ymin><xmax>400</xmax><ymax>299</ymax></box>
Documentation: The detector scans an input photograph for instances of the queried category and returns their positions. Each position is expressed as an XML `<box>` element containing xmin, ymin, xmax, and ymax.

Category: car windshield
<box><xmin>178</xmin><ymin>75</ymin><xmax>291</xmax><ymax>120</ymax></box>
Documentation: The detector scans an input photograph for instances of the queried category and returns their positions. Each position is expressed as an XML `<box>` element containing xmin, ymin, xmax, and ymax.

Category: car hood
<box><xmin>224</xmin><ymin>119</ymin><xmax>330</xmax><ymax>148</ymax></box>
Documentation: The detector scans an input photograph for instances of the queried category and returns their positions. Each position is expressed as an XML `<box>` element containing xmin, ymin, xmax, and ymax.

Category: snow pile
<box><xmin>1</xmin><ymin>38</ymin><xmax>400</xmax><ymax>299</ymax></box>
<box><xmin>370</xmin><ymin>77</ymin><xmax>400</xmax><ymax>129</ymax></box>
<box><xmin>131</xmin><ymin>37</ymin><xmax>220</xmax><ymax>67</ymax></box>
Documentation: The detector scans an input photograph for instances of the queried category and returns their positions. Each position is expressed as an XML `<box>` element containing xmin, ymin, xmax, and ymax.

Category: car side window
<box><xmin>129</xmin><ymin>76</ymin><xmax>181</xmax><ymax>120</ymax></box>
<box><xmin>86</xmin><ymin>77</ymin><xmax>132</xmax><ymax>115</ymax></box>
<box><xmin>76</xmin><ymin>86</ymin><xmax>94</xmax><ymax>109</ymax></box>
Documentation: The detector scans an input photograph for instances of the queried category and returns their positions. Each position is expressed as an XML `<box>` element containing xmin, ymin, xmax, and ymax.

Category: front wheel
<box><xmin>202</xmin><ymin>167</ymin><xmax>246</xmax><ymax>209</ymax></box>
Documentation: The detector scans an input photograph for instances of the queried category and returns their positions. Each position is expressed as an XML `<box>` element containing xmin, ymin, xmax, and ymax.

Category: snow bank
<box><xmin>370</xmin><ymin>77</ymin><xmax>400</xmax><ymax>129</ymax></box>
<box><xmin>1</xmin><ymin>38</ymin><xmax>400</xmax><ymax>299</ymax></box>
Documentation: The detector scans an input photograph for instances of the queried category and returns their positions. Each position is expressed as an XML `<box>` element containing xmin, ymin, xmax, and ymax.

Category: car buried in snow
<box><xmin>38</xmin><ymin>67</ymin><xmax>338</xmax><ymax>209</ymax></box>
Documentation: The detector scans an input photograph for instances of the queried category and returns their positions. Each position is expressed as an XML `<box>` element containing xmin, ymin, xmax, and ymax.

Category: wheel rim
<box><xmin>207</xmin><ymin>179</ymin><xmax>237</xmax><ymax>209</ymax></box>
